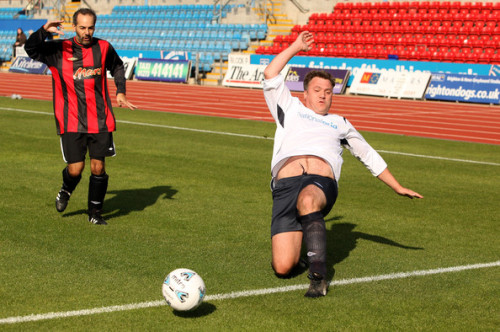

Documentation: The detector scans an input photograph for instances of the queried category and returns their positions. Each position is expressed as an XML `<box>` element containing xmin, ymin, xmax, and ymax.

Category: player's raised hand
<box><xmin>293</xmin><ymin>31</ymin><xmax>314</xmax><ymax>52</ymax></box>
<box><xmin>44</xmin><ymin>20</ymin><xmax>65</xmax><ymax>36</ymax></box>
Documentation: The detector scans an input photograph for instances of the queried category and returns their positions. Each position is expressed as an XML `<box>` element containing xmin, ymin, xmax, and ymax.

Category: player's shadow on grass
<box><xmin>324</xmin><ymin>218</ymin><xmax>424</xmax><ymax>280</ymax></box>
<box><xmin>63</xmin><ymin>185</ymin><xmax>177</xmax><ymax>220</ymax></box>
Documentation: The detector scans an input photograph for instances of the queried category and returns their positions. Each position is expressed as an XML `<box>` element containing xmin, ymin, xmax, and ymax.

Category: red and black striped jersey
<box><xmin>25</xmin><ymin>26</ymin><xmax>126</xmax><ymax>134</ymax></box>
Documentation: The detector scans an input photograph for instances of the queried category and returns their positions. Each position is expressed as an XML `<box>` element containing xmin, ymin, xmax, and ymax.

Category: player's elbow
<box><xmin>263</xmin><ymin>67</ymin><xmax>277</xmax><ymax>80</ymax></box>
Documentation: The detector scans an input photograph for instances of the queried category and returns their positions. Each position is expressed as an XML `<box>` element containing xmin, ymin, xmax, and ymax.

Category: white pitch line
<box><xmin>377</xmin><ymin>150</ymin><xmax>500</xmax><ymax>166</ymax></box>
<box><xmin>117</xmin><ymin>119</ymin><xmax>274</xmax><ymax>140</ymax></box>
<box><xmin>1</xmin><ymin>107</ymin><xmax>499</xmax><ymax>166</ymax></box>
<box><xmin>1</xmin><ymin>261</ymin><xmax>499</xmax><ymax>325</ymax></box>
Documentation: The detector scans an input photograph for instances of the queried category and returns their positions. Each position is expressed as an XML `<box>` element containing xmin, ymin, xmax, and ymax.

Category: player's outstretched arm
<box><xmin>43</xmin><ymin>20</ymin><xmax>65</xmax><ymax>36</ymax></box>
<box><xmin>116</xmin><ymin>93</ymin><xmax>137</xmax><ymax>110</ymax></box>
<box><xmin>263</xmin><ymin>31</ymin><xmax>314</xmax><ymax>80</ymax></box>
<box><xmin>377</xmin><ymin>168</ymin><xmax>423</xmax><ymax>199</ymax></box>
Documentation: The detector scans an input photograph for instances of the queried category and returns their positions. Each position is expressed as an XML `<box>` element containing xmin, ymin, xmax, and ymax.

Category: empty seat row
<box><xmin>256</xmin><ymin>43</ymin><xmax>499</xmax><ymax>64</ymax></box>
<box><xmin>334</xmin><ymin>1</ymin><xmax>500</xmax><ymax>13</ymax></box>
<box><xmin>311</xmin><ymin>11</ymin><xmax>500</xmax><ymax>24</ymax></box>
<box><xmin>298</xmin><ymin>22</ymin><xmax>500</xmax><ymax>36</ymax></box>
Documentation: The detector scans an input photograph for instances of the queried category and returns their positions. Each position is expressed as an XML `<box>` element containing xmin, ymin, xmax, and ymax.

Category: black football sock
<box><xmin>88</xmin><ymin>172</ymin><xmax>108</xmax><ymax>212</ymax></box>
<box><xmin>62</xmin><ymin>167</ymin><xmax>81</xmax><ymax>193</ymax></box>
<box><xmin>299</xmin><ymin>211</ymin><xmax>327</xmax><ymax>278</ymax></box>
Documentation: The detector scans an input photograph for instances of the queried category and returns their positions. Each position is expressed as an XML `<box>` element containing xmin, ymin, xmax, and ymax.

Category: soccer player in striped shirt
<box><xmin>25</xmin><ymin>8</ymin><xmax>136</xmax><ymax>225</ymax></box>
<box><xmin>263</xmin><ymin>31</ymin><xmax>423</xmax><ymax>297</ymax></box>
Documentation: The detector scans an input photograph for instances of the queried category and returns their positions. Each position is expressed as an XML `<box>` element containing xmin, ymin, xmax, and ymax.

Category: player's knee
<box><xmin>272</xmin><ymin>257</ymin><xmax>298</xmax><ymax>277</ymax></box>
<box><xmin>297</xmin><ymin>186</ymin><xmax>325</xmax><ymax>215</ymax></box>
<box><xmin>67</xmin><ymin>163</ymin><xmax>84</xmax><ymax>177</ymax></box>
<box><xmin>90</xmin><ymin>160</ymin><xmax>105</xmax><ymax>175</ymax></box>
<box><xmin>272</xmin><ymin>262</ymin><xmax>293</xmax><ymax>278</ymax></box>
<box><xmin>297</xmin><ymin>194</ymin><xmax>319</xmax><ymax>215</ymax></box>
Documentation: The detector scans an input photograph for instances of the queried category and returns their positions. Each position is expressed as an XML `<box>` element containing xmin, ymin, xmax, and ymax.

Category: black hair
<box><xmin>73</xmin><ymin>8</ymin><xmax>97</xmax><ymax>26</ymax></box>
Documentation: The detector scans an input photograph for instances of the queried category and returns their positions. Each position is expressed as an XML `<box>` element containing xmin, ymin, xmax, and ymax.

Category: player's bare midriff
<box><xmin>276</xmin><ymin>155</ymin><xmax>334</xmax><ymax>180</ymax></box>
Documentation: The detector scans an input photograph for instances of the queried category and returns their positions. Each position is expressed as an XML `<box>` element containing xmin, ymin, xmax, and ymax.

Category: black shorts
<box><xmin>271</xmin><ymin>174</ymin><xmax>338</xmax><ymax>237</ymax></box>
<box><xmin>59</xmin><ymin>132</ymin><xmax>115</xmax><ymax>164</ymax></box>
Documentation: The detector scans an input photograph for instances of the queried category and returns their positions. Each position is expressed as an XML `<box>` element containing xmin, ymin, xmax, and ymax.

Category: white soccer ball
<box><xmin>162</xmin><ymin>268</ymin><xmax>206</xmax><ymax>311</ymax></box>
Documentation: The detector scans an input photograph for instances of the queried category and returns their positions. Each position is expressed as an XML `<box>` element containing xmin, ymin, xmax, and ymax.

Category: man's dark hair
<box><xmin>303</xmin><ymin>71</ymin><xmax>335</xmax><ymax>90</ymax></box>
<box><xmin>73</xmin><ymin>8</ymin><xmax>97</xmax><ymax>26</ymax></box>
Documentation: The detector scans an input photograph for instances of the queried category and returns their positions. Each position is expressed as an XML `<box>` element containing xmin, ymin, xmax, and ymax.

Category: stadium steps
<box><xmin>56</xmin><ymin>0</ymin><xmax>80</xmax><ymax>31</ymax></box>
<box><xmin>200</xmin><ymin>61</ymin><xmax>228</xmax><ymax>86</ymax></box>
<box><xmin>247</xmin><ymin>0</ymin><xmax>294</xmax><ymax>55</ymax></box>
<box><xmin>244</xmin><ymin>40</ymin><xmax>264</xmax><ymax>54</ymax></box>
<box><xmin>0</xmin><ymin>60</ymin><xmax>12</xmax><ymax>72</ymax></box>
<box><xmin>252</xmin><ymin>0</ymin><xmax>288</xmax><ymax>23</ymax></box>
<box><xmin>200</xmin><ymin>1</ymin><xmax>285</xmax><ymax>84</ymax></box>
<box><xmin>245</xmin><ymin>22</ymin><xmax>294</xmax><ymax>54</ymax></box>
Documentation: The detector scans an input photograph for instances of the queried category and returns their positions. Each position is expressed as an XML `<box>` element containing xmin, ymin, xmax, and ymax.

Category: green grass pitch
<box><xmin>0</xmin><ymin>97</ymin><xmax>499</xmax><ymax>330</ymax></box>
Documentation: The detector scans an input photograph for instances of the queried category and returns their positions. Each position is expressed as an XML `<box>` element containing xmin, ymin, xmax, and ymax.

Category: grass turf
<box><xmin>0</xmin><ymin>97</ymin><xmax>499</xmax><ymax>331</ymax></box>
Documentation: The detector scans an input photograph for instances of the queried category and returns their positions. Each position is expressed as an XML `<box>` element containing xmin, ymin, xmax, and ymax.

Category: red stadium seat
<box><xmin>470</xmin><ymin>2</ymin><xmax>483</xmax><ymax>12</ymax></box>
<box><xmin>262</xmin><ymin>46</ymin><xmax>273</xmax><ymax>55</ymax></box>
<box><xmin>450</xmin><ymin>1</ymin><xmax>461</xmax><ymax>10</ymax></box>
<box><xmin>469</xmin><ymin>26</ymin><xmax>482</xmax><ymax>36</ymax></box>
<box><xmin>483</xmin><ymin>39</ymin><xmax>496</xmax><ymax>53</ymax></box>
<box><xmin>324</xmin><ymin>31</ymin><xmax>334</xmax><ymax>43</ymax></box>
<box><xmin>430</xmin><ymin>50</ymin><xmax>443</xmax><ymax>62</ymax></box>
<box><xmin>478</xmin><ymin>52</ymin><xmax>491</xmax><ymax>64</ymax></box>
<box><xmin>439</xmin><ymin>0</ymin><xmax>451</xmax><ymax>10</ymax></box>
<box><xmin>343</xmin><ymin>2</ymin><xmax>354</xmax><ymax>12</ymax></box>
<box><xmin>439</xmin><ymin>50</ymin><xmax>453</xmax><ymax>62</ymax></box>
<box><xmin>416</xmin><ymin>44</ymin><xmax>427</xmax><ymax>53</ymax></box>
<box><xmin>437</xmin><ymin>45</ymin><xmax>450</xmax><ymax>52</ymax></box>
<box><xmin>388</xmin><ymin>1</ymin><xmax>400</xmax><ymax>11</ymax></box>
<box><xmin>491</xmin><ymin>53</ymin><xmax>500</xmax><ymax>64</ymax></box>
<box><xmin>429</xmin><ymin>1</ymin><xmax>441</xmax><ymax>10</ymax></box>
<box><xmin>309</xmin><ymin>13</ymin><xmax>319</xmax><ymax>22</ymax></box>
<box><xmin>420</xmin><ymin>50</ymin><xmax>432</xmax><ymax>61</ymax></box>
<box><xmin>482</xmin><ymin>2</ymin><xmax>494</xmax><ymax>11</ymax></box>
<box><xmin>463</xmin><ymin>51</ymin><xmax>478</xmax><ymax>63</ymax></box>
<box><xmin>459</xmin><ymin>2</ymin><xmax>470</xmax><ymax>11</ymax></box>
<box><xmin>408</xmin><ymin>49</ymin><xmax>421</xmax><ymax>61</ymax></box>
<box><xmin>431</xmin><ymin>34</ymin><xmax>446</xmax><ymax>47</ymax></box>
<box><xmin>409</xmin><ymin>1</ymin><xmax>419</xmax><ymax>10</ymax></box>
<box><xmin>471</xmin><ymin>46</ymin><xmax>484</xmax><ymax>55</ymax></box>
<box><xmin>420</xmin><ymin>1</ymin><xmax>431</xmax><ymax>10</ymax></box>
<box><xmin>494</xmin><ymin>2</ymin><xmax>500</xmax><ymax>13</ymax></box>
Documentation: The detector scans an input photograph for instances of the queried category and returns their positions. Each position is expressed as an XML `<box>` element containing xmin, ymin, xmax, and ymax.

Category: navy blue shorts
<box><xmin>270</xmin><ymin>174</ymin><xmax>338</xmax><ymax>237</ymax></box>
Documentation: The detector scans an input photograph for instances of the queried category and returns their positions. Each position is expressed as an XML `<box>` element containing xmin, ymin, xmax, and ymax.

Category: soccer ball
<box><xmin>162</xmin><ymin>268</ymin><xmax>206</xmax><ymax>311</ymax></box>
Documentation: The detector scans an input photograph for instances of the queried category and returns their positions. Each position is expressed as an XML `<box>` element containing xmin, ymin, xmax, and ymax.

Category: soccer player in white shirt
<box><xmin>263</xmin><ymin>31</ymin><xmax>423</xmax><ymax>297</ymax></box>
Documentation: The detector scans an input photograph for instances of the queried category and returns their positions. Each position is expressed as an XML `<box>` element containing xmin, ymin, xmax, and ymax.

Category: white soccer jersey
<box><xmin>263</xmin><ymin>74</ymin><xmax>387</xmax><ymax>181</ymax></box>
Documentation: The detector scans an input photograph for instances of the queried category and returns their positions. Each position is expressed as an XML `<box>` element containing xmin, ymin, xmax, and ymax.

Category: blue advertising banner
<box><xmin>161</xmin><ymin>51</ymin><xmax>190</xmax><ymax>61</ymax></box>
<box><xmin>425</xmin><ymin>73</ymin><xmax>500</xmax><ymax>104</ymax></box>
<box><xmin>135</xmin><ymin>58</ymin><xmax>191</xmax><ymax>82</ymax></box>
<box><xmin>251</xmin><ymin>55</ymin><xmax>492</xmax><ymax>86</ymax></box>
<box><xmin>116</xmin><ymin>50</ymin><xmax>191</xmax><ymax>61</ymax></box>
<box><xmin>489</xmin><ymin>65</ymin><xmax>500</xmax><ymax>76</ymax></box>
<box><xmin>116</xmin><ymin>50</ymin><xmax>162</xmax><ymax>59</ymax></box>
<box><xmin>8</xmin><ymin>56</ymin><xmax>47</xmax><ymax>74</ymax></box>
<box><xmin>286</xmin><ymin>67</ymin><xmax>350</xmax><ymax>94</ymax></box>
